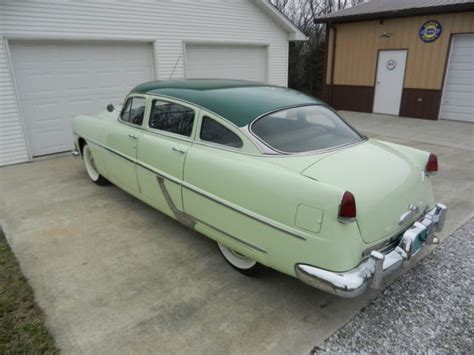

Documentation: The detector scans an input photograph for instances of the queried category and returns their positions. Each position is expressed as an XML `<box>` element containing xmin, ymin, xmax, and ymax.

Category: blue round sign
<box><xmin>419</xmin><ymin>20</ymin><xmax>442</xmax><ymax>43</ymax></box>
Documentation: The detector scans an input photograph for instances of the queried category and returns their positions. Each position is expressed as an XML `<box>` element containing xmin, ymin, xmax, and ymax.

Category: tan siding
<box><xmin>330</xmin><ymin>11</ymin><xmax>474</xmax><ymax>89</ymax></box>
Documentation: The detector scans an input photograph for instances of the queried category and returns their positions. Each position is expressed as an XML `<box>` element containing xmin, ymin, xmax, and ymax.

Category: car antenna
<box><xmin>169</xmin><ymin>55</ymin><xmax>182</xmax><ymax>79</ymax></box>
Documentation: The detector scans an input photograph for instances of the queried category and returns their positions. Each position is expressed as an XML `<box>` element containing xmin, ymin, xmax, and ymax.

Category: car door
<box><xmin>103</xmin><ymin>95</ymin><xmax>147</xmax><ymax>195</ymax></box>
<box><xmin>136</xmin><ymin>97</ymin><xmax>197</xmax><ymax>218</ymax></box>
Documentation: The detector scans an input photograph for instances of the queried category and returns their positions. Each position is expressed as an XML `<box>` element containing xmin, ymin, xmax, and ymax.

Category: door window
<box><xmin>120</xmin><ymin>97</ymin><xmax>146</xmax><ymax>126</ymax></box>
<box><xmin>200</xmin><ymin>116</ymin><xmax>243</xmax><ymax>148</ymax></box>
<box><xmin>149</xmin><ymin>100</ymin><xmax>195</xmax><ymax>137</ymax></box>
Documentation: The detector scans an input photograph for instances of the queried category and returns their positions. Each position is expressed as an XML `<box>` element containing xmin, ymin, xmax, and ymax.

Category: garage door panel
<box><xmin>185</xmin><ymin>44</ymin><xmax>266</xmax><ymax>82</ymax></box>
<box><xmin>445</xmin><ymin>69</ymin><xmax>473</xmax><ymax>82</ymax></box>
<box><xmin>9</xmin><ymin>41</ymin><xmax>154</xmax><ymax>156</ymax></box>
<box><xmin>442</xmin><ymin>92</ymin><xmax>473</xmax><ymax>106</ymax></box>
<box><xmin>450</xmin><ymin>47</ymin><xmax>473</xmax><ymax>57</ymax></box>
<box><xmin>441</xmin><ymin>104</ymin><xmax>473</xmax><ymax>114</ymax></box>
<box><xmin>448</xmin><ymin>61</ymin><xmax>473</xmax><ymax>71</ymax></box>
<box><xmin>440</xmin><ymin>34</ymin><xmax>474</xmax><ymax>122</ymax></box>
<box><xmin>444</xmin><ymin>84</ymin><xmax>473</xmax><ymax>94</ymax></box>
<box><xmin>452</xmin><ymin>35</ymin><xmax>474</xmax><ymax>47</ymax></box>
<box><xmin>440</xmin><ymin>111</ymin><xmax>473</xmax><ymax>122</ymax></box>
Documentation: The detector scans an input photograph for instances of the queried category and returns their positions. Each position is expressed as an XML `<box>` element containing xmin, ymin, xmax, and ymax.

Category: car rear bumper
<box><xmin>295</xmin><ymin>203</ymin><xmax>447</xmax><ymax>298</ymax></box>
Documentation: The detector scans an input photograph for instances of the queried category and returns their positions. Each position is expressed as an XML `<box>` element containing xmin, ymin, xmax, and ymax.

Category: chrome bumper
<box><xmin>295</xmin><ymin>203</ymin><xmax>447</xmax><ymax>298</ymax></box>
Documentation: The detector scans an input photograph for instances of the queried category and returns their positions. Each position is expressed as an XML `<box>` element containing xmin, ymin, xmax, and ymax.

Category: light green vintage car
<box><xmin>72</xmin><ymin>79</ymin><xmax>447</xmax><ymax>297</ymax></box>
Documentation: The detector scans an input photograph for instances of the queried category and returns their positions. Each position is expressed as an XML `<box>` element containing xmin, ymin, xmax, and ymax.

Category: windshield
<box><xmin>251</xmin><ymin>105</ymin><xmax>363</xmax><ymax>153</ymax></box>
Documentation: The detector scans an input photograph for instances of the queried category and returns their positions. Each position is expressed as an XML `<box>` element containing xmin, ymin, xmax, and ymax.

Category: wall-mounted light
<box><xmin>379</xmin><ymin>32</ymin><xmax>393</xmax><ymax>38</ymax></box>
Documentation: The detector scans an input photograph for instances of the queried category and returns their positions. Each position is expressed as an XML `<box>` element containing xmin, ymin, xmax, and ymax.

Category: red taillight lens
<box><xmin>425</xmin><ymin>153</ymin><xmax>438</xmax><ymax>175</ymax></box>
<box><xmin>338</xmin><ymin>191</ymin><xmax>356</xmax><ymax>222</ymax></box>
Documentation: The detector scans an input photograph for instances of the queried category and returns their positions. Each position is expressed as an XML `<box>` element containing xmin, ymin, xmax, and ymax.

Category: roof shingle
<box><xmin>316</xmin><ymin>0</ymin><xmax>474</xmax><ymax>23</ymax></box>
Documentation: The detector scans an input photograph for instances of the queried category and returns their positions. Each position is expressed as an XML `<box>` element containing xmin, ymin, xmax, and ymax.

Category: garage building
<box><xmin>0</xmin><ymin>0</ymin><xmax>306</xmax><ymax>166</ymax></box>
<box><xmin>316</xmin><ymin>0</ymin><xmax>474</xmax><ymax>122</ymax></box>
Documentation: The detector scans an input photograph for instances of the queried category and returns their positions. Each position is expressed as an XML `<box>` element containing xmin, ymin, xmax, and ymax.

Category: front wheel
<box><xmin>217</xmin><ymin>243</ymin><xmax>262</xmax><ymax>276</ymax></box>
<box><xmin>83</xmin><ymin>144</ymin><xmax>109</xmax><ymax>186</ymax></box>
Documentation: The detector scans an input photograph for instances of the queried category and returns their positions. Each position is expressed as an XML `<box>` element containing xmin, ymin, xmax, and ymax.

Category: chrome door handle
<box><xmin>172</xmin><ymin>147</ymin><xmax>186</xmax><ymax>154</ymax></box>
<box><xmin>128</xmin><ymin>134</ymin><xmax>138</xmax><ymax>139</ymax></box>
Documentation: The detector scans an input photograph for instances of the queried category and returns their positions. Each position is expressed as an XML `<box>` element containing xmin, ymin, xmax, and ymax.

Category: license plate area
<box><xmin>411</xmin><ymin>227</ymin><xmax>428</xmax><ymax>254</ymax></box>
<box><xmin>399</xmin><ymin>220</ymin><xmax>431</xmax><ymax>259</ymax></box>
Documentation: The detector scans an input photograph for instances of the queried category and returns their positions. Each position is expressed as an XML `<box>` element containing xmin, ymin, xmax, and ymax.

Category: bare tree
<box><xmin>271</xmin><ymin>0</ymin><xmax>365</xmax><ymax>97</ymax></box>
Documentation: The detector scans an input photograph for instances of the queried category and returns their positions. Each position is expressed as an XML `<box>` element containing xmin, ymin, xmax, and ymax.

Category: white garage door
<box><xmin>439</xmin><ymin>34</ymin><xmax>474</xmax><ymax>122</ymax></box>
<box><xmin>185</xmin><ymin>44</ymin><xmax>267</xmax><ymax>82</ymax></box>
<box><xmin>9</xmin><ymin>41</ymin><xmax>154</xmax><ymax>156</ymax></box>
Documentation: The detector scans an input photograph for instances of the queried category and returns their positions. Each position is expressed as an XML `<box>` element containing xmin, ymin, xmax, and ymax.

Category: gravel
<box><xmin>313</xmin><ymin>218</ymin><xmax>474</xmax><ymax>354</ymax></box>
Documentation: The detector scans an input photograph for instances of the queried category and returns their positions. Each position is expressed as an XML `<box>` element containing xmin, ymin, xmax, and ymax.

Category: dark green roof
<box><xmin>130</xmin><ymin>79</ymin><xmax>323</xmax><ymax>127</ymax></box>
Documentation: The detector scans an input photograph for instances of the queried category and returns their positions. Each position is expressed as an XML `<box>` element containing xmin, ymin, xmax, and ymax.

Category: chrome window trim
<box><xmin>133</xmin><ymin>94</ymin><xmax>367</xmax><ymax>157</ymax></box>
<box><xmin>147</xmin><ymin>93</ymin><xmax>242</xmax><ymax>130</ymax></box>
<box><xmin>197</xmin><ymin>115</ymin><xmax>244</xmax><ymax>151</ymax></box>
<box><xmin>118</xmin><ymin>119</ymin><xmax>146</xmax><ymax>130</ymax></box>
<box><xmin>147</xmin><ymin>93</ymin><xmax>265</xmax><ymax>153</ymax></box>
<box><xmin>147</xmin><ymin>96</ymin><xmax>197</xmax><ymax>139</ymax></box>
<box><xmin>240</xmin><ymin>125</ymin><xmax>281</xmax><ymax>155</ymax></box>
<box><xmin>145</xmin><ymin>125</ymin><xmax>194</xmax><ymax>143</ymax></box>
<box><xmin>193</xmin><ymin>140</ymin><xmax>243</xmax><ymax>152</ymax></box>
<box><xmin>80</xmin><ymin>134</ymin><xmax>309</xmax><ymax>242</ymax></box>
<box><xmin>247</xmin><ymin>104</ymin><xmax>367</xmax><ymax>156</ymax></box>
<box><xmin>117</xmin><ymin>94</ymin><xmax>148</xmax><ymax>128</ymax></box>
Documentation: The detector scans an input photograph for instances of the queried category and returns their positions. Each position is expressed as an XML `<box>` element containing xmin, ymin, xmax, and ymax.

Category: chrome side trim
<box><xmin>156</xmin><ymin>176</ymin><xmax>195</xmax><ymax>228</ymax></box>
<box><xmin>86</xmin><ymin>138</ymin><xmax>136</xmax><ymax>164</ymax></box>
<box><xmin>157</xmin><ymin>173</ymin><xmax>266</xmax><ymax>253</ymax></box>
<box><xmin>181</xmin><ymin>184</ymin><xmax>306</xmax><ymax>241</ymax></box>
<box><xmin>79</xmin><ymin>135</ymin><xmax>308</xmax><ymax>242</ymax></box>
<box><xmin>193</xmin><ymin>216</ymin><xmax>268</xmax><ymax>254</ymax></box>
<box><xmin>295</xmin><ymin>203</ymin><xmax>447</xmax><ymax>298</ymax></box>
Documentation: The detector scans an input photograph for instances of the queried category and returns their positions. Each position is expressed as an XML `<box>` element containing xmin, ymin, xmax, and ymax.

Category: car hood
<box><xmin>301</xmin><ymin>140</ymin><xmax>435</xmax><ymax>243</ymax></box>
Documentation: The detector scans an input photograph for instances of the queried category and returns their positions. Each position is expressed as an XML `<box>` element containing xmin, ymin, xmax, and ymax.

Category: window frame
<box><xmin>118</xmin><ymin>94</ymin><xmax>149</xmax><ymax>128</ymax></box>
<box><xmin>145</xmin><ymin>96</ymin><xmax>198</xmax><ymax>142</ymax></box>
<box><xmin>248</xmin><ymin>104</ymin><xmax>366</xmax><ymax>155</ymax></box>
<box><xmin>198</xmin><ymin>115</ymin><xmax>244</xmax><ymax>149</ymax></box>
<box><xmin>195</xmin><ymin>111</ymin><xmax>246</xmax><ymax>152</ymax></box>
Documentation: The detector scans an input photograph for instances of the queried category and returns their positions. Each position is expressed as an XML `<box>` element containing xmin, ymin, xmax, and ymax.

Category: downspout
<box><xmin>329</xmin><ymin>22</ymin><xmax>337</xmax><ymax>106</ymax></box>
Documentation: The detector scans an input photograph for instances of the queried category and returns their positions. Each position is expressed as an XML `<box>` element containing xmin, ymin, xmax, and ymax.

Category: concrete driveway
<box><xmin>0</xmin><ymin>112</ymin><xmax>472</xmax><ymax>354</ymax></box>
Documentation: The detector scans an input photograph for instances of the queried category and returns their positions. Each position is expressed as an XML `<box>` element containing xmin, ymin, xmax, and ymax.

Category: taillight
<box><xmin>425</xmin><ymin>153</ymin><xmax>438</xmax><ymax>175</ymax></box>
<box><xmin>338</xmin><ymin>191</ymin><xmax>356</xmax><ymax>223</ymax></box>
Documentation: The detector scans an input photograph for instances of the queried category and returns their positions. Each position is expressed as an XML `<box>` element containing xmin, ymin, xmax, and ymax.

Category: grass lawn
<box><xmin>0</xmin><ymin>227</ymin><xmax>59</xmax><ymax>353</ymax></box>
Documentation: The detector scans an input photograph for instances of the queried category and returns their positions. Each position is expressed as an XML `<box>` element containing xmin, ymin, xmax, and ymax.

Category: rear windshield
<box><xmin>251</xmin><ymin>105</ymin><xmax>363</xmax><ymax>153</ymax></box>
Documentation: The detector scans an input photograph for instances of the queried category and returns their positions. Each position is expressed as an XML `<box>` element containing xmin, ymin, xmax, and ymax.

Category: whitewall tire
<box><xmin>83</xmin><ymin>144</ymin><xmax>109</xmax><ymax>186</ymax></box>
<box><xmin>217</xmin><ymin>242</ymin><xmax>262</xmax><ymax>276</ymax></box>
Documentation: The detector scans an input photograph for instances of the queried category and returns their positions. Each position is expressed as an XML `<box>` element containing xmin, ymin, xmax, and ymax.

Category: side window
<box><xmin>149</xmin><ymin>100</ymin><xmax>195</xmax><ymax>137</ymax></box>
<box><xmin>120</xmin><ymin>98</ymin><xmax>132</xmax><ymax>122</ymax></box>
<box><xmin>200</xmin><ymin>116</ymin><xmax>243</xmax><ymax>148</ymax></box>
<box><xmin>130</xmin><ymin>98</ymin><xmax>146</xmax><ymax>125</ymax></box>
<box><xmin>120</xmin><ymin>97</ymin><xmax>146</xmax><ymax>126</ymax></box>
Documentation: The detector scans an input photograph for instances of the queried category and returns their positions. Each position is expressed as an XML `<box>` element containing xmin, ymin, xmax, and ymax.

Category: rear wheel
<box><xmin>217</xmin><ymin>242</ymin><xmax>262</xmax><ymax>276</ymax></box>
<box><xmin>83</xmin><ymin>144</ymin><xmax>109</xmax><ymax>186</ymax></box>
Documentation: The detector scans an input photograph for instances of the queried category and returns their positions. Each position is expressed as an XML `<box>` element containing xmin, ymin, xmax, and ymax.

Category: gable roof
<box><xmin>315</xmin><ymin>0</ymin><xmax>474</xmax><ymax>23</ymax></box>
<box><xmin>131</xmin><ymin>79</ymin><xmax>322</xmax><ymax>127</ymax></box>
<box><xmin>256</xmin><ymin>0</ymin><xmax>308</xmax><ymax>41</ymax></box>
